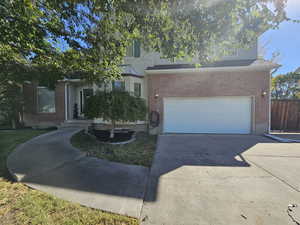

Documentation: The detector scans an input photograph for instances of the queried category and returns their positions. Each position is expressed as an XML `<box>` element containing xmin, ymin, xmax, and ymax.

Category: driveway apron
<box><xmin>141</xmin><ymin>134</ymin><xmax>300</xmax><ymax>225</ymax></box>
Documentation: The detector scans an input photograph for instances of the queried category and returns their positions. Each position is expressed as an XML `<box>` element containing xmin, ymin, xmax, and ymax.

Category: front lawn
<box><xmin>71</xmin><ymin>131</ymin><xmax>157</xmax><ymax>167</ymax></box>
<box><xmin>0</xmin><ymin>129</ymin><xmax>138</xmax><ymax>225</ymax></box>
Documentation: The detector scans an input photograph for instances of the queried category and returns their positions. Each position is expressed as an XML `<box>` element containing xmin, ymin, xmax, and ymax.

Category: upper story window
<box><xmin>230</xmin><ymin>48</ymin><xmax>239</xmax><ymax>57</ymax></box>
<box><xmin>97</xmin><ymin>81</ymin><xmax>110</xmax><ymax>91</ymax></box>
<box><xmin>134</xmin><ymin>82</ymin><xmax>141</xmax><ymax>97</ymax></box>
<box><xmin>112</xmin><ymin>81</ymin><xmax>125</xmax><ymax>91</ymax></box>
<box><xmin>37</xmin><ymin>87</ymin><xmax>56</xmax><ymax>113</ymax></box>
<box><xmin>126</xmin><ymin>40</ymin><xmax>141</xmax><ymax>58</ymax></box>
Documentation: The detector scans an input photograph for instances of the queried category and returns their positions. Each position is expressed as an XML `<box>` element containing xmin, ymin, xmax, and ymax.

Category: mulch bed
<box><xmin>92</xmin><ymin>129</ymin><xmax>135</xmax><ymax>143</ymax></box>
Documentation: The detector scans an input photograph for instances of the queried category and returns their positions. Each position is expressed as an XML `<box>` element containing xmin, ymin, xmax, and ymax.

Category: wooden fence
<box><xmin>271</xmin><ymin>100</ymin><xmax>300</xmax><ymax>131</ymax></box>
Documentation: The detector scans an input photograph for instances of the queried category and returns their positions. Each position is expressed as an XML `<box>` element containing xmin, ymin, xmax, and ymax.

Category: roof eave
<box><xmin>145</xmin><ymin>61</ymin><xmax>281</xmax><ymax>75</ymax></box>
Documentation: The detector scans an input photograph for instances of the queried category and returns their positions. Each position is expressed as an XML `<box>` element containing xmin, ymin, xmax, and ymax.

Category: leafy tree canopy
<box><xmin>272</xmin><ymin>72</ymin><xmax>300</xmax><ymax>99</ymax></box>
<box><xmin>0</xmin><ymin>0</ymin><xmax>291</xmax><ymax>86</ymax></box>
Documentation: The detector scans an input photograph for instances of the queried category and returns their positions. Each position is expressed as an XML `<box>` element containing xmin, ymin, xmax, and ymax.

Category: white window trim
<box><xmin>37</xmin><ymin>86</ymin><xmax>56</xmax><ymax>114</ymax></box>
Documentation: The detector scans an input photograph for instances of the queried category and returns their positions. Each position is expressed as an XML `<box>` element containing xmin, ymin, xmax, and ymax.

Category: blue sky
<box><xmin>260</xmin><ymin>0</ymin><xmax>300</xmax><ymax>75</ymax></box>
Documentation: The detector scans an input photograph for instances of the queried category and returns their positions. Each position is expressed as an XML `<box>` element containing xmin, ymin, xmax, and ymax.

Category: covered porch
<box><xmin>64</xmin><ymin>79</ymin><xmax>95</xmax><ymax>121</ymax></box>
<box><xmin>62</xmin><ymin>69</ymin><xmax>147</xmax><ymax>131</ymax></box>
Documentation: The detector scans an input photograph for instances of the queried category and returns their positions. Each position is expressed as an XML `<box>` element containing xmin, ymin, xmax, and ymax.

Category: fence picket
<box><xmin>271</xmin><ymin>100</ymin><xmax>300</xmax><ymax>131</ymax></box>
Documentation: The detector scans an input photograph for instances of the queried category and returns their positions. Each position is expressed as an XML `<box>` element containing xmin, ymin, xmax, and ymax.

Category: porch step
<box><xmin>59</xmin><ymin>120</ymin><xmax>93</xmax><ymax>129</ymax></box>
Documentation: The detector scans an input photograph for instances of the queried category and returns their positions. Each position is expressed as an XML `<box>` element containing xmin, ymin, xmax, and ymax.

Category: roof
<box><xmin>60</xmin><ymin>64</ymin><xmax>143</xmax><ymax>82</ymax></box>
<box><xmin>120</xmin><ymin>64</ymin><xmax>144</xmax><ymax>78</ymax></box>
<box><xmin>146</xmin><ymin>59</ymin><xmax>257</xmax><ymax>70</ymax></box>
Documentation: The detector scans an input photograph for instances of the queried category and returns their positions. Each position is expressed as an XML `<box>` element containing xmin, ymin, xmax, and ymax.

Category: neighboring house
<box><xmin>23</xmin><ymin>40</ymin><xmax>278</xmax><ymax>134</ymax></box>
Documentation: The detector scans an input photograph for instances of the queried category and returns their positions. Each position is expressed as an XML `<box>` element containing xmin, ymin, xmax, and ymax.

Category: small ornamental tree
<box><xmin>84</xmin><ymin>90</ymin><xmax>147</xmax><ymax>138</ymax></box>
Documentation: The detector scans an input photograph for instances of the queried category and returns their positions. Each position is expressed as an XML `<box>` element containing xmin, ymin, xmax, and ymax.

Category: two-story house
<box><xmin>23</xmin><ymin>40</ymin><xmax>278</xmax><ymax>134</ymax></box>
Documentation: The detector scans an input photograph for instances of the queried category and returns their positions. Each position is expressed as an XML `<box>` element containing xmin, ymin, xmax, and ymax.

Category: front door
<box><xmin>80</xmin><ymin>88</ymin><xmax>94</xmax><ymax>118</ymax></box>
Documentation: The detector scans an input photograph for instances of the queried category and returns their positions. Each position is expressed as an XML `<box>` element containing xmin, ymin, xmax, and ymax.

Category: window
<box><xmin>231</xmin><ymin>48</ymin><xmax>239</xmax><ymax>57</ymax></box>
<box><xmin>96</xmin><ymin>81</ymin><xmax>110</xmax><ymax>91</ymax></box>
<box><xmin>126</xmin><ymin>40</ymin><xmax>141</xmax><ymax>57</ymax></box>
<box><xmin>112</xmin><ymin>81</ymin><xmax>125</xmax><ymax>91</ymax></box>
<box><xmin>134</xmin><ymin>83</ymin><xmax>141</xmax><ymax>97</ymax></box>
<box><xmin>37</xmin><ymin>87</ymin><xmax>56</xmax><ymax>113</ymax></box>
<box><xmin>80</xmin><ymin>89</ymin><xmax>94</xmax><ymax>113</ymax></box>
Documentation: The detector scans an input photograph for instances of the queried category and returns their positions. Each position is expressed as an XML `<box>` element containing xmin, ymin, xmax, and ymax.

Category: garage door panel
<box><xmin>163</xmin><ymin>97</ymin><xmax>252</xmax><ymax>134</ymax></box>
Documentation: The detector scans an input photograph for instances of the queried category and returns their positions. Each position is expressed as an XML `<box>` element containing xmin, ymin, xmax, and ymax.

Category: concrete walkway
<box><xmin>7</xmin><ymin>128</ymin><xmax>149</xmax><ymax>218</ymax></box>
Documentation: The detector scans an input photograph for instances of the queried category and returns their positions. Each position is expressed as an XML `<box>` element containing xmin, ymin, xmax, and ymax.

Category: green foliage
<box><xmin>1</xmin><ymin>0</ymin><xmax>290</xmax><ymax>83</ymax></box>
<box><xmin>272</xmin><ymin>72</ymin><xmax>300</xmax><ymax>99</ymax></box>
<box><xmin>84</xmin><ymin>90</ymin><xmax>147</xmax><ymax>125</ymax></box>
<box><xmin>0</xmin><ymin>83</ymin><xmax>23</xmax><ymax>128</ymax></box>
<box><xmin>0</xmin><ymin>0</ymin><xmax>291</xmax><ymax>127</ymax></box>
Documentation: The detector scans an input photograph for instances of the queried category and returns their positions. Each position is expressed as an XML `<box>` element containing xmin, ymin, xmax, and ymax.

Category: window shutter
<box><xmin>134</xmin><ymin>83</ymin><xmax>141</xmax><ymax>97</ymax></box>
<box><xmin>133</xmin><ymin>40</ymin><xmax>141</xmax><ymax>57</ymax></box>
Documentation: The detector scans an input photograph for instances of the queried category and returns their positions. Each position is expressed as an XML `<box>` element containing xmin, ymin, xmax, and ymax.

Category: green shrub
<box><xmin>84</xmin><ymin>90</ymin><xmax>147</xmax><ymax>137</ymax></box>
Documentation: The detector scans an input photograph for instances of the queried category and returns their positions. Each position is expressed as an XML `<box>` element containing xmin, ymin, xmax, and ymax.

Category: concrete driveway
<box><xmin>141</xmin><ymin>134</ymin><xmax>300</xmax><ymax>225</ymax></box>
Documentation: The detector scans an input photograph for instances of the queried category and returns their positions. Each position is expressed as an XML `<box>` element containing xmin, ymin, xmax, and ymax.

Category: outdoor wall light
<box><xmin>262</xmin><ymin>90</ymin><xmax>267</xmax><ymax>97</ymax></box>
<box><xmin>154</xmin><ymin>93</ymin><xmax>159</xmax><ymax>99</ymax></box>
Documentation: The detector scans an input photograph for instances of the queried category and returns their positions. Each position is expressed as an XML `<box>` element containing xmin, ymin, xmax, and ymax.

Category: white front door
<box><xmin>163</xmin><ymin>96</ymin><xmax>252</xmax><ymax>134</ymax></box>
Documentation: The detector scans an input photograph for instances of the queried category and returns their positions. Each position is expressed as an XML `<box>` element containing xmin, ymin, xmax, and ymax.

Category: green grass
<box><xmin>71</xmin><ymin>131</ymin><xmax>157</xmax><ymax>167</ymax></box>
<box><xmin>0</xmin><ymin>129</ymin><xmax>139</xmax><ymax>225</ymax></box>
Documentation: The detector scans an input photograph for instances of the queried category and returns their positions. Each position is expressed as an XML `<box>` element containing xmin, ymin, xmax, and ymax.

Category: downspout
<box><xmin>268</xmin><ymin>71</ymin><xmax>272</xmax><ymax>134</ymax></box>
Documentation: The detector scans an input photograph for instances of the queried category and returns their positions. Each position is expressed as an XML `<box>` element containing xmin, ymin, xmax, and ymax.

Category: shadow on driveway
<box><xmin>9</xmin><ymin>128</ymin><xmax>299</xmax><ymax>222</ymax></box>
<box><xmin>143</xmin><ymin>134</ymin><xmax>276</xmax><ymax>202</ymax></box>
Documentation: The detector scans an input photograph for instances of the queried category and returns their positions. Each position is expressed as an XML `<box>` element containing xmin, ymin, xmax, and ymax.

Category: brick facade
<box><xmin>147</xmin><ymin>69</ymin><xmax>271</xmax><ymax>134</ymax></box>
<box><xmin>23</xmin><ymin>82</ymin><xmax>65</xmax><ymax>127</ymax></box>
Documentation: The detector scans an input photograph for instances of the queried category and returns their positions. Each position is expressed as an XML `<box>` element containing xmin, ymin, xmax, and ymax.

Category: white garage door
<box><xmin>163</xmin><ymin>97</ymin><xmax>252</xmax><ymax>134</ymax></box>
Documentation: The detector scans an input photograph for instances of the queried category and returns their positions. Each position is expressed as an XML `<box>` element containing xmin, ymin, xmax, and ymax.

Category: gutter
<box><xmin>58</xmin><ymin>78</ymin><xmax>82</xmax><ymax>83</ymax></box>
<box><xmin>145</xmin><ymin>61</ymin><xmax>280</xmax><ymax>75</ymax></box>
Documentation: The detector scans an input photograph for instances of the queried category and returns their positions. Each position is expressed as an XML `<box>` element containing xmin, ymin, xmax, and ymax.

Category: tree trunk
<box><xmin>11</xmin><ymin>118</ymin><xmax>16</xmax><ymax>129</ymax></box>
<box><xmin>110</xmin><ymin>120</ymin><xmax>116</xmax><ymax>139</ymax></box>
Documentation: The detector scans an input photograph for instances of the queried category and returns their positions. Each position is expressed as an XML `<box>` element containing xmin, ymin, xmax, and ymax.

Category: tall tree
<box><xmin>272</xmin><ymin>72</ymin><xmax>300</xmax><ymax>99</ymax></box>
<box><xmin>0</xmin><ymin>0</ymin><xmax>291</xmax><ymax>126</ymax></box>
<box><xmin>1</xmin><ymin>0</ymin><xmax>291</xmax><ymax>82</ymax></box>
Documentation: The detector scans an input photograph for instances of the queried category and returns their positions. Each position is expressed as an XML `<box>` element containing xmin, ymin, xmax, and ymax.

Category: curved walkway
<box><xmin>7</xmin><ymin>128</ymin><xmax>149</xmax><ymax>218</ymax></box>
